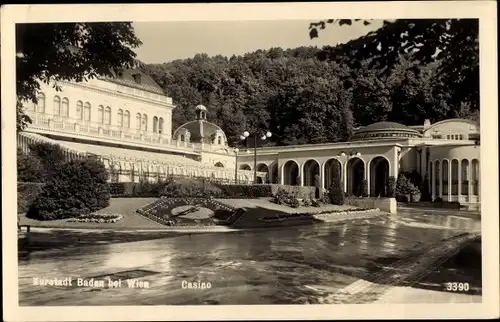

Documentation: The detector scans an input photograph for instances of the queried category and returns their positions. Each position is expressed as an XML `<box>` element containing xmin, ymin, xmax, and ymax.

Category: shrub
<box><xmin>17</xmin><ymin>182</ymin><xmax>45</xmax><ymax>214</ymax></box>
<box><xmin>27</xmin><ymin>158</ymin><xmax>110</xmax><ymax>220</ymax></box>
<box><xmin>386</xmin><ymin>176</ymin><xmax>396</xmax><ymax>198</ymax></box>
<box><xmin>303</xmin><ymin>199</ymin><xmax>312</xmax><ymax>207</ymax></box>
<box><xmin>17</xmin><ymin>148</ymin><xmax>43</xmax><ymax>183</ymax></box>
<box><xmin>328</xmin><ymin>173</ymin><xmax>345</xmax><ymax>205</ymax></box>
<box><xmin>360</xmin><ymin>180</ymin><xmax>369</xmax><ymax>197</ymax></box>
<box><xmin>27</xmin><ymin>141</ymin><xmax>66</xmax><ymax>181</ymax></box>
<box><xmin>311</xmin><ymin>199</ymin><xmax>321</xmax><ymax>207</ymax></box>
<box><xmin>296</xmin><ymin>176</ymin><xmax>301</xmax><ymax>186</ymax></box>
<box><xmin>290</xmin><ymin>195</ymin><xmax>300</xmax><ymax>208</ymax></box>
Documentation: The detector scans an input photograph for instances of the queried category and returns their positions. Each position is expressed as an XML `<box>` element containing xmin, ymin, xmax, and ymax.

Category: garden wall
<box><xmin>17</xmin><ymin>182</ymin><xmax>45</xmax><ymax>214</ymax></box>
<box><xmin>346</xmin><ymin>197</ymin><xmax>397</xmax><ymax>214</ymax></box>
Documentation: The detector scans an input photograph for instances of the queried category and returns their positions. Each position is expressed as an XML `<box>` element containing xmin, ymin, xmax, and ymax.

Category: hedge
<box><xmin>108</xmin><ymin>178</ymin><xmax>314</xmax><ymax>199</ymax></box>
<box><xmin>17</xmin><ymin>182</ymin><xmax>45</xmax><ymax>214</ymax></box>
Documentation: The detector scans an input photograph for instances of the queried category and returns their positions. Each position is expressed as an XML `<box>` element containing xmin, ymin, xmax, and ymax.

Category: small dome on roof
<box><xmin>352</xmin><ymin>121</ymin><xmax>422</xmax><ymax>140</ymax></box>
<box><xmin>173</xmin><ymin>104</ymin><xmax>228</xmax><ymax>145</ymax></box>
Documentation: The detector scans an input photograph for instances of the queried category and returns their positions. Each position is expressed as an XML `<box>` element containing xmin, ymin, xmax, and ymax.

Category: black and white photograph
<box><xmin>2</xmin><ymin>2</ymin><xmax>498</xmax><ymax>321</ymax></box>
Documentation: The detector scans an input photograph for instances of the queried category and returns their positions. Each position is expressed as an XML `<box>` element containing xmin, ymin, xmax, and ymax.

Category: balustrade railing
<box><xmin>25</xmin><ymin>111</ymin><xmax>196</xmax><ymax>152</ymax></box>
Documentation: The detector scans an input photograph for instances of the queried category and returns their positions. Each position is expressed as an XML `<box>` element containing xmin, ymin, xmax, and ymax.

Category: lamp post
<box><xmin>240</xmin><ymin>130</ymin><xmax>272</xmax><ymax>184</ymax></box>
<box><xmin>233</xmin><ymin>147</ymin><xmax>239</xmax><ymax>184</ymax></box>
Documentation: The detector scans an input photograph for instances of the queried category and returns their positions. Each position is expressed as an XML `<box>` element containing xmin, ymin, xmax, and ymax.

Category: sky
<box><xmin>132</xmin><ymin>20</ymin><xmax>383</xmax><ymax>64</ymax></box>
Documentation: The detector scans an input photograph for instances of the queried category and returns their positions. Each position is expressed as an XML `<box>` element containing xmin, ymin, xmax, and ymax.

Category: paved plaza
<box><xmin>18</xmin><ymin>210</ymin><xmax>481</xmax><ymax>305</ymax></box>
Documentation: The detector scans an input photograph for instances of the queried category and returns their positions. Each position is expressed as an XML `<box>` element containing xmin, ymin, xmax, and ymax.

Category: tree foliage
<box><xmin>141</xmin><ymin>19</ymin><xmax>478</xmax><ymax>147</ymax></box>
<box><xmin>310</xmin><ymin>19</ymin><xmax>479</xmax><ymax>113</ymax></box>
<box><xmin>16</xmin><ymin>22</ymin><xmax>142</xmax><ymax>131</ymax></box>
<box><xmin>27</xmin><ymin>158</ymin><xmax>110</xmax><ymax>220</ymax></box>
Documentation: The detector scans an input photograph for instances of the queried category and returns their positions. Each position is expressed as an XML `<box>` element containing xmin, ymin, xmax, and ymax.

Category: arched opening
<box><xmin>370</xmin><ymin>156</ymin><xmax>389</xmax><ymax>197</ymax></box>
<box><xmin>240</xmin><ymin>164</ymin><xmax>251</xmax><ymax>171</ymax></box>
<box><xmin>76</xmin><ymin>101</ymin><xmax>83</xmax><ymax>120</ymax></box>
<box><xmin>53</xmin><ymin>96</ymin><xmax>61</xmax><ymax>116</ymax></box>
<box><xmin>256</xmin><ymin>163</ymin><xmax>269</xmax><ymax>184</ymax></box>
<box><xmin>461</xmin><ymin>159</ymin><xmax>469</xmax><ymax>196</ymax></box>
<box><xmin>303</xmin><ymin>159</ymin><xmax>320</xmax><ymax>187</ymax></box>
<box><xmin>283</xmin><ymin>160</ymin><xmax>299</xmax><ymax>186</ymax></box>
<box><xmin>36</xmin><ymin>93</ymin><xmax>46</xmax><ymax>113</ymax></box>
<box><xmin>98</xmin><ymin>105</ymin><xmax>104</xmax><ymax>124</ymax></box>
<box><xmin>442</xmin><ymin>160</ymin><xmax>449</xmax><ymax>196</ymax></box>
<box><xmin>471</xmin><ymin>159</ymin><xmax>479</xmax><ymax>195</ymax></box>
<box><xmin>451</xmin><ymin>159</ymin><xmax>459</xmax><ymax>195</ymax></box>
<box><xmin>83</xmin><ymin>102</ymin><xmax>91</xmax><ymax>122</ymax></box>
<box><xmin>61</xmin><ymin>97</ymin><xmax>69</xmax><ymax>117</ymax></box>
<box><xmin>347</xmin><ymin>157</ymin><xmax>365</xmax><ymax>196</ymax></box>
<box><xmin>159</xmin><ymin>117</ymin><xmax>164</xmax><ymax>134</ymax></box>
<box><xmin>270</xmin><ymin>163</ymin><xmax>278</xmax><ymax>184</ymax></box>
<box><xmin>141</xmin><ymin>114</ymin><xmax>148</xmax><ymax>131</ymax></box>
<box><xmin>153</xmin><ymin>116</ymin><xmax>159</xmax><ymax>133</ymax></box>
<box><xmin>180</xmin><ymin>134</ymin><xmax>185</xmax><ymax>142</ymax></box>
<box><xmin>324</xmin><ymin>158</ymin><xmax>342</xmax><ymax>190</ymax></box>
<box><xmin>214</xmin><ymin>162</ymin><xmax>224</xmax><ymax>168</ymax></box>
<box><xmin>435</xmin><ymin>160</ymin><xmax>441</xmax><ymax>197</ymax></box>
<box><xmin>117</xmin><ymin>109</ymin><xmax>124</xmax><ymax>127</ymax></box>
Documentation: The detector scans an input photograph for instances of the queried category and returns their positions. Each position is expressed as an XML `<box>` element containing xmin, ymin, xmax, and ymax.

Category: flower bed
<box><xmin>67</xmin><ymin>213</ymin><xmax>124</xmax><ymax>223</ymax></box>
<box><xmin>136</xmin><ymin>197</ymin><xmax>239</xmax><ymax>227</ymax></box>
<box><xmin>258</xmin><ymin>208</ymin><xmax>377</xmax><ymax>222</ymax></box>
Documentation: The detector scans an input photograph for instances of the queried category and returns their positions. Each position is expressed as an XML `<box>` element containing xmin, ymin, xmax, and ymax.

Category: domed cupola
<box><xmin>173</xmin><ymin>104</ymin><xmax>228</xmax><ymax>146</ymax></box>
<box><xmin>351</xmin><ymin>121</ymin><xmax>422</xmax><ymax>141</ymax></box>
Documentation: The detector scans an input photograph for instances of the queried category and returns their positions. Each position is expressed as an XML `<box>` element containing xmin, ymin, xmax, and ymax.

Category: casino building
<box><xmin>17</xmin><ymin>68</ymin><xmax>481</xmax><ymax>206</ymax></box>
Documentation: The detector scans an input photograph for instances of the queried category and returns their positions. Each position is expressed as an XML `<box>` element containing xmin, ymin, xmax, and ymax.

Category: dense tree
<box><xmin>311</xmin><ymin>19</ymin><xmax>479</xmax><ymax>115</ymax></box>
<box><xmin>16</xmin><ymin>22</ymin><xmax>142</xmax><ymax>131</ymax></box>
<box><xmin>138</xmin><ymin>19</ymin><xmax>478</xmax><ymax>147</ymax></box>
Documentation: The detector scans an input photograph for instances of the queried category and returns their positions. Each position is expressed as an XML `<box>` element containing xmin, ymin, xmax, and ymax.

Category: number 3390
<box><xmin>445</xmin><ymin>282</ymin><xmax>470</xmax><ymax>292</ymax></box>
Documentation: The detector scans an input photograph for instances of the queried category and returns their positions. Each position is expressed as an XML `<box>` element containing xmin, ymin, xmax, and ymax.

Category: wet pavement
<box><xmin>18</xmin><ymin>210</ymin><xmax>481</xmax><ymax>305</ymax></box>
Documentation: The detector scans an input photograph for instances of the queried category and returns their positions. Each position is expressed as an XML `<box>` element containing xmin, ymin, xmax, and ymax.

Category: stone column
<box><xmin>468</xmin><ymin>160</ymin><xmax>472</xmax><ymax>202</ymax></box>
<box><xmin>365</xmin><ymin>161</ymin><xmax>370</xmax><ymax>197</ymax></box>
<box><xmin>439</xmin><ymin>161</ymin><xmax>443</xmax><ymax>198</ymax></box>
<box><xmin>280</xmin><ymin>164</ymin><xmax>285</xmax><ymax>185</ymax></box>
<box><xmin>448</xmin><ymin>162</ymin><xmax>452</xmax><ymax>202</ymax></box>
<box><xmin>320</xmin><ymin>163</ymin><xmax>325</xmax><ymax>191</ymax></box>
<box><xmin>457</xmin><ymin>161</ymin><xmax>462</xmax><ymax>203</ymax></box>
<box><xmin>431</xmin><ymin>161</ymin><xmax>436</xmax><ymax>200</ymax></box>
<box><xmin>343</xmin><ymin>160</ymin><xmax>348</xmax><ymax>193</ymax></box>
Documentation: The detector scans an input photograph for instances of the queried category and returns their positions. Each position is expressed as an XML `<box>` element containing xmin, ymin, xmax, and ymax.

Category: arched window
<box><xmin>124</xmin><ymin>111</ymin><xmax>130</xmax><ymax>128</ymax></box>
<box><xmin>53</xmin><ymin>96</ymin><xmax>61</xmax><ymax>116</ymax></box>
<box><xmin>84</xmin><ymin>102</ymin><xmax>91</xmax><ymax>121</ymax></box>
<box><xmin>218</xmin><ymin>136</ymin><xmax>222</xmax><ymax>145</ymax></box>
<box><xmin>180</xmin><ymin>134</ymin><xmax>185</xmax><ymax>142</ymax></box>
<box><xmin>142</xmin><ymin>114</ymin><xmax>148</xmax><ymax>131</ymax></box>
<box><xmin>117</xmin><ymin>109</ymin><xmax>123</xmax><ymax>127</ymax></box>
<box><xmin>76</xmin><ymin>101</ymin><xmax>83</xmax><ymax>120</ymax></box>
<box><xmin>104</xmin><ymin>106</ymin><xmax>111</xmax><ymax>125</ymax></box>
<box><xmin>61</xmin><ymin>97</ymin><xmax>69</xmax><ymax>117</ymax></box>
<box><xmin>136</xmin><ymin>113</ymin><xmax>141</xmax><ymax>130</ymax></box>
<box><xmin>97</xmin><ymin>105</ymin><xmax>104</xmax><ymax>124</ymax></box>
<box><xmin>153</xmin><ymin>116</ymin><xmax>158</xmax><ymax>133</ymax></box>
<box><xmin>35</xmin><ymin>93</ymin><xmax>46</xmax><ymax>113</ymax></box>
<box><xmin>159</xmin><ymin>117</ymin><xmax>164</xmax><ymax>134</ymax></box>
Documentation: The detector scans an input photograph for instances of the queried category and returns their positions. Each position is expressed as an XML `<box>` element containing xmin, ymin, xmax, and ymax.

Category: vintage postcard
<box><xmin>2</xmin><ymin>2</ymin><xmax>498</xmax><ymax>321</ymax></box>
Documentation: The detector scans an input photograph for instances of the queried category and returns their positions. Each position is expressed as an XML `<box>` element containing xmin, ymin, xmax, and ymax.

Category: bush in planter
<box><xmin>290</xmin><ymin>195</ymin><xmax>300</xmax><ymax>208</ymax></box>
<box><xmin>328</xmin><ymin>173</ymin><xmax>345</xmax><ymax>205</ymax></box>
<box><xmin>360</xmin><ymin>180</ymin><xmax>369</xmax><ymax>197</ymax></box>
<box><xmin>296</xmin><ymin>176</ymin><xmax>301</xmax><ymax>186</ymax></box>
<box><xmin>27</xmin><ymin>158</ymin><xmax>110</xmax><ymax>220</ymax></box>
<box><xmin>396</xmin><ymin>174</ymin><xmax>413</xmax><ymax>201</ymax></box>
<box><xmin>386</xmin><ymin>176</ymin><xmax>396</xmax><ymax>198</ymax></box>
<box><xmin>303</xmin><ymin>199</ymin><xmax>312</xmax><ymax>207</ymax></box>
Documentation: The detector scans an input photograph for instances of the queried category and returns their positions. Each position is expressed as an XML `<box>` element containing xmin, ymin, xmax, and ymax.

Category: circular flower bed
<box><xmin>67</xmin><ymin>213</ymin><xmax>124</xmax><ymax>223</ymax></box>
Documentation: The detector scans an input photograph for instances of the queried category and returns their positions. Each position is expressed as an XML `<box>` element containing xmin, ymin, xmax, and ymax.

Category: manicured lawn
<box><xmin>19</xmin><ymin>198</ymin><xmax>165</xmax><ymax>230</ymax></box>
